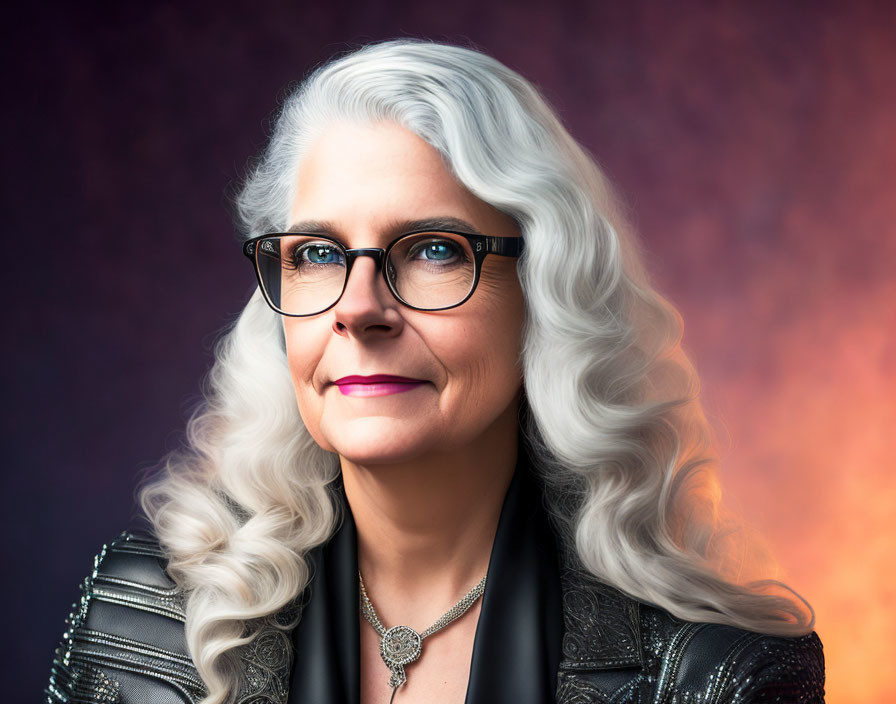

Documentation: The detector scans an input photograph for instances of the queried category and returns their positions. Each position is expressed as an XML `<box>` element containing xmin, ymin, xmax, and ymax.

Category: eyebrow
<box><xmin>284</xmin><ymin>216</ymin><xmax>486</xmax><ymax>238</ymax></box>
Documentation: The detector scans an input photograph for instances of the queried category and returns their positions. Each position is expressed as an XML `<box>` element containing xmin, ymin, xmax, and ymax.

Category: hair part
<box><xmin>139</xmin><ymin>38</ymin><xmax>813</xmax><ymax>704</ymax></box>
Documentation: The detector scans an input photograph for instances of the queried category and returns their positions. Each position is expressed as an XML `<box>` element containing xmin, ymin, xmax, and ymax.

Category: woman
<box><xmin>46</xmin><ymin>39</ymin><xmax>824</xmax><ymax>703</ymax></box>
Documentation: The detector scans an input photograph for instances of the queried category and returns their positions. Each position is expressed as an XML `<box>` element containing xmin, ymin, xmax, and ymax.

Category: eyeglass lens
<box><xmin>255</xmin><ymin>233</ymin><xmax>477</xmax><ymax>315</ymax></box>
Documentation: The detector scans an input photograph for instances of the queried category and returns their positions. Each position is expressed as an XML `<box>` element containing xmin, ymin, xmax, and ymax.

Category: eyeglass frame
<box><xmin>242</xmin><ymin>228</ymin><xmax>525</xmax><ymax>317</ymax></box>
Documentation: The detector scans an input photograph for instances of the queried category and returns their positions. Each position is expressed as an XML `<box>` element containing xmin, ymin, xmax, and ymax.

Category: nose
<box><xmin>331</xmin><ymin>253</ymin><xmax>404</xmax><ymax>338</ymax></box>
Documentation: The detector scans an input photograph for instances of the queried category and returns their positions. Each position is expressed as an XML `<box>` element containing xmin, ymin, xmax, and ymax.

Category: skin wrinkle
<box><xmin>284</xmin><ymin>127</ymin><xmax>521</xmax><ymax>462</ymax></box>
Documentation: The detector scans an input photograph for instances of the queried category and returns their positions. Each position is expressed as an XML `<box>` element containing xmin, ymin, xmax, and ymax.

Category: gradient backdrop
<box><xmin>3</xmin><ymin>1</ymin><xmax>893</xmax><ymax>701</ymax></box>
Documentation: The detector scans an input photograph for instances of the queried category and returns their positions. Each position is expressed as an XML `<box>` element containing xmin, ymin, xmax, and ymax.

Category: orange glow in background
<box><xmin>619</xmin><ymin>9</ymin><xmax>896</xmax><ymax>699</ymax></box>
<box><xmin>690</xmin><ymin>268</ymin><xmax>895</xmax><ymax>704</ymax></box>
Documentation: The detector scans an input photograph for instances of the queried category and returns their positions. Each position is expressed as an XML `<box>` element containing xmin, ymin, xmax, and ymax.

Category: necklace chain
<box><xmin>358</xmin><ymin>570</ymin><xmax>487</xmax><ymax>699</ymax></box>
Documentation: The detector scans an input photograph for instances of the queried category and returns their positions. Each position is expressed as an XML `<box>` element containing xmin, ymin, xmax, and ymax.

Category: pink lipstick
<box><xmin>332</xmin><ymin>374</ymin><xmax>427</xmax><ymax>397</ymax></box>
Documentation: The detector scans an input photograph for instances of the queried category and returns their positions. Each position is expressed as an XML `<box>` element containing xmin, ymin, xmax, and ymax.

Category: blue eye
<box><xmin>410</xmin><ymin>240</ymin><xmax>461</xmax><ymax>262</ymax></box>
<box><xmin>298</xmin><ymin>244</ymin><xmax>344</xmax><ymax>266</ymax></box>
<box><xmin>421</xmin><ymin>243</ymin><xmax>453</xmax><ymax>260</ymax></box>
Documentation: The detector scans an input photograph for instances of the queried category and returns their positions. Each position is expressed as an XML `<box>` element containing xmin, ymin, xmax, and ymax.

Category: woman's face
<box><xmin>283</xmin><ymin>121</ymin><xmax>525</xmax><ymax>465</ymax></box>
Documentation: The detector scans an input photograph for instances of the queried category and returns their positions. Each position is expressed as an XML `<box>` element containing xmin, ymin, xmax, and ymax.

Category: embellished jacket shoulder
<box><xmin>555</xmin><ymin>561</ymin><xmax>825</xmax><ymax>702</ymax></box>
<box><xmin>46</xmin><ymin>531</ymin><xmax>825</xmax><ymax>703</ymax></box>
<box><xmin>45</xmin><ymin>530</ymin><xmax>294</xmax><ymax>704</ymax></box>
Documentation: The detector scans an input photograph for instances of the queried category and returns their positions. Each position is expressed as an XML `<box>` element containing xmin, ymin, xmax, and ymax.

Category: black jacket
<box><xmin>46</xmin><ymin>456</ymin><xmax>824</xmax><ymax>703</ymax></box>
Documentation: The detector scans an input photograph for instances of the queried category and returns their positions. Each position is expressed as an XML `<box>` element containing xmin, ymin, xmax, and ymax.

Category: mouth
<box><xmin>332</xmin><ymin>374</ymin><xmax>428</xmax><ymax>398</ymax></box>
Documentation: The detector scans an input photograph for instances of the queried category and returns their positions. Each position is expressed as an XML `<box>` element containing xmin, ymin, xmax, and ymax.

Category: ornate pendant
<box><xmin>380</xmin><ymin>624</ymin><xmax>423</xmax><ymax>689</ymax></box>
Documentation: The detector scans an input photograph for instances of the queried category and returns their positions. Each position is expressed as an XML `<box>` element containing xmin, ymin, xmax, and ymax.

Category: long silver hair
<box><xmin>139</xmin><ymin>38</ymin><xmax>814</xmax><ymax>704</ymax></box>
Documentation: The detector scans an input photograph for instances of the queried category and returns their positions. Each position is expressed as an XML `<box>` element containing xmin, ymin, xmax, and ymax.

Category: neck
<box><xmin>341</xmin><ymin>404</ymin><xmax>519</xmax><ymax>613</ymax></box>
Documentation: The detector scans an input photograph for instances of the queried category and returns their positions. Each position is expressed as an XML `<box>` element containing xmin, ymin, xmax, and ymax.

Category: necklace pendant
<box><xmin>360</xmin><ymin>570</ymin><xmax>487</xmax><ymax>697</ymax></box>
<box><xmin>380</xmin><ymin>624</ymin><xmax>423</xmax><ymax>687</ymax></box>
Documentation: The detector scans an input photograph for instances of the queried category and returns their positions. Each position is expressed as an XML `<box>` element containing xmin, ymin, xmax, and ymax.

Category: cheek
<box><xmin>476</xmin><ymin>272</ymin><xmax>525</xmax><ymax>363</ymax></box>
<box><xmin>282</xmin><ymin>322</ymin><xmax>326</xmax><ymax>426</ymax></box>
<box><xmin>284</xmin><ymin>325</ymin><xmax>314</xmax><ymax>383</ymax></box>
<box><xmin>438</xmin><ymin>283</ymin><xmax>525</xmax><ymax>400</ymax></box>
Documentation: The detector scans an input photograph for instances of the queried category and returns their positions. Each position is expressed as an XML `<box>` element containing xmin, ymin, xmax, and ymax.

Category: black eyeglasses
<box><xmin>243</xmin><ymin>229</ymin><xmax>524</xmax><ymax>317</ymax></box>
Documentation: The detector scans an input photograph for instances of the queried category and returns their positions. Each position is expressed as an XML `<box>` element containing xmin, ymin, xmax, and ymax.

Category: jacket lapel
<box><xmin>557</xmin><ymin>559</ymin><xmax>643</xmax><ymax>671</ymax></box>
<box><xmin>288</xmin><ymin>494</ymin><xmax>360</xmax><ymax>704</ymax></box>
<box><xmin>554</xmin><ymin>554</ymin><xmax>644</xmax><ymax>704</ymax></box>
<box><xmin>464</xmin><ymin>454</ymin><xmax>563</xmax><ymax>703</ymax></box>
<box><xmin>284</xmin><ymin>451</ymin><xmax>645</xmax><ymax>704</ymax></box>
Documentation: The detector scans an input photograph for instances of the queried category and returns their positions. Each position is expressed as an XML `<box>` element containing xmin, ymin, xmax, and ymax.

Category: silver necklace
<box><xmin>358</xmin><ymin>570</ymin><xmax>487</xmax><ymax>702</ymax></box>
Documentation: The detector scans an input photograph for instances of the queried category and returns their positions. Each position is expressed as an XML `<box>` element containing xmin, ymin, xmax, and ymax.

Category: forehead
<box><xmin>289</xmin><ymin>121</ymin><xmax>518</xmax><ymax>241</ymax></box>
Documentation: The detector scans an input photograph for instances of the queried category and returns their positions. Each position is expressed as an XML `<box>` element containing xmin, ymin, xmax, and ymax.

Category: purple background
<box><xmin>3</xmin><ymin>1</ymin><xmax>893</xmax><ymax>700</ymax></box>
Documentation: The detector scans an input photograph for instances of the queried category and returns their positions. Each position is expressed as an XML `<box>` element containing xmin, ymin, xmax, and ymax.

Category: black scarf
<box><xmin>288</xmin><ymin>446</ymin><xmax>564</xmax><ymax>703</ymax></box>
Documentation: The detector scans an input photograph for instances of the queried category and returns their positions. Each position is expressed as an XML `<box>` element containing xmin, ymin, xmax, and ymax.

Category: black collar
<box><xmin>288</xmin><ymin>448</ymin><xmax>643</xmax><ymax>703</ymax></box>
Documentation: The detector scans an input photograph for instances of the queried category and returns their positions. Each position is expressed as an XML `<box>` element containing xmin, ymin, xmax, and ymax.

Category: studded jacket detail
<box><xmin>46</xmin><ymin>530</ymin><xmax>824</xmax><ymax>703</ymax></box>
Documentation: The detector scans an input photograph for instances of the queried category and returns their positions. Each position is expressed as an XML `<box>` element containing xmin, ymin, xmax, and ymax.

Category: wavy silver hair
<box><xmin>139</xmin><ymin>38</ymin><xmax>814</xmax><ymax>704</ymax></box>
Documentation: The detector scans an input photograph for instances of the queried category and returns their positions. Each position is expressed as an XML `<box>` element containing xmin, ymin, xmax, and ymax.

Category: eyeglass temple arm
<box><xmin>473</xmin><ymin>235</ymin><xmax>525</xmax><ymax>257</ymax></box>
<box><xmin>244</xmin><ymin>238</ymin><xmax>286</xmax><ymax>262</ymax></box>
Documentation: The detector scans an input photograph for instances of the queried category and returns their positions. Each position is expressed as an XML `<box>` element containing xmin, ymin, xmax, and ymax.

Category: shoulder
<box><xmin>45</xmin><ymin>530</ymin><xmax>205</xmax><ymax>703</ymax></box>
<box><xmin>556</xmin><ymin>566</ymin><xmax>825</xmax><ymax>703</ymax></box>
<box><xmin>643</xmin><ymin>605</ymin><xmax>825</xmax><ymax>703</ymax></box>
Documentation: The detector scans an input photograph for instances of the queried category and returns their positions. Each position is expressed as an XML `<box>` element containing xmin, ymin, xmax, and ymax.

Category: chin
<box><xmin>324</xmin><ymin>416</ymin><xmax>439</xmax><ymax>466</ymax></box>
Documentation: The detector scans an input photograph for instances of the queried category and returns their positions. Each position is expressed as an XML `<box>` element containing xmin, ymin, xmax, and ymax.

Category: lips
<box><xmin>333</xmin><ymin>374</ymin><xmax>425</xmax><ymax>385</ymax></box>
<box><xmin>332</xmin><ymin>374</ymin><xmax>428</xmax><ymax>397</ymax></box>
